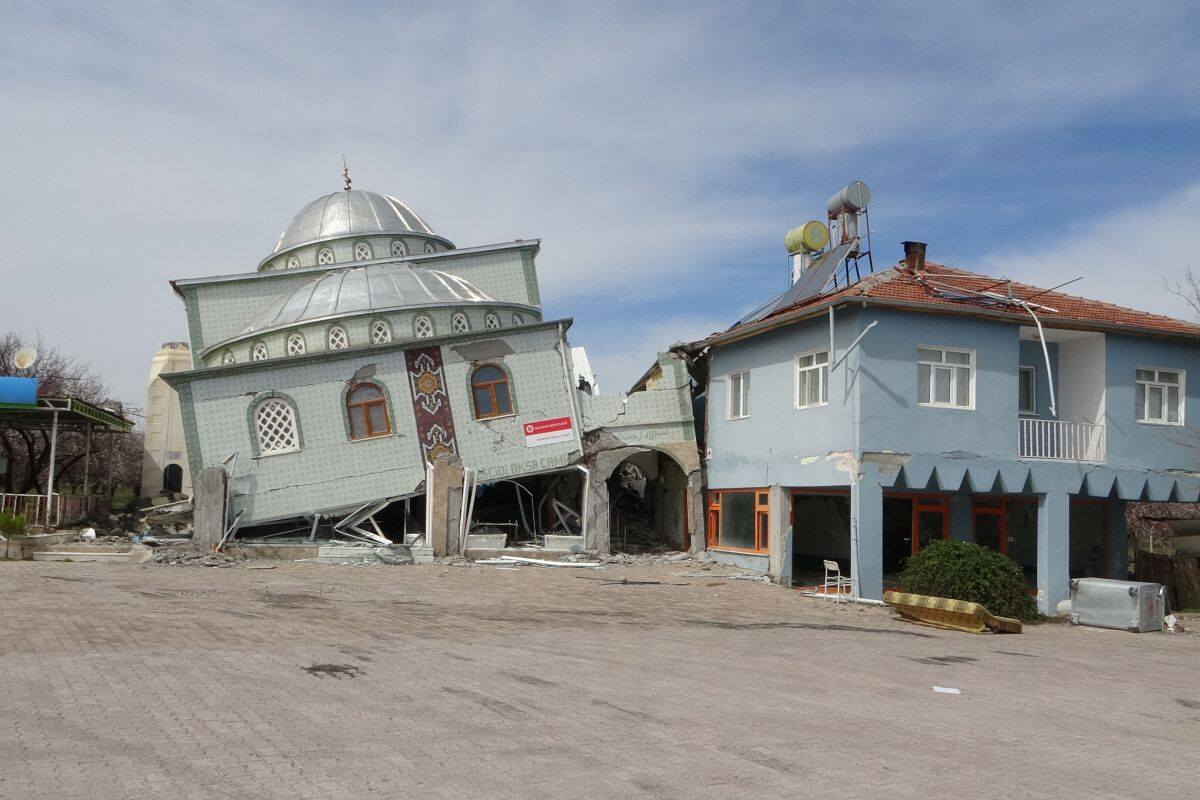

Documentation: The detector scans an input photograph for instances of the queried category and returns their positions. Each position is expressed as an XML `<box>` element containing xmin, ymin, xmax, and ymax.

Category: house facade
<box><xmin>692</xmin><ymin>241</ymin><xmax>1200</xmax><ymax>613</ymax></box>
<box><xmin>162</xmin><ymin>185</ymin><xmax>700</xmax><ymax>553</ymax></box>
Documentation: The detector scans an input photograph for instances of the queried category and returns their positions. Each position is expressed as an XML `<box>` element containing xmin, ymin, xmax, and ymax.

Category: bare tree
<box><xmin>0</xmin><ymin>332</ymin><xmax>138</xmax><ymax>496</ymax></box>
<box><xmin>1166</xmin><ymin>268</ymin><xmax>1200</xmax><ymax>319</ymax></box>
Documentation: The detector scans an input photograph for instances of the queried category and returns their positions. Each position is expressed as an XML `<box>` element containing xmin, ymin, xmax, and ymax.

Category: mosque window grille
<box><xmin>484</xmin><ymin>312</ymin><xmax>501</xmax><ymax>330</ymax></box>
<box><xmin>286</xmin><ymin>255</ymin><xmax>300</xmax><ymax>269</ymax></box>
<box><xmin>452</xmin><ymin>312</ymin><xmax>470</xmax><ymax>334</ymax></box>
<box><xmin>391</xmin><ymin>239</ymin><xmax>407</xmax><ymax>257</ymax></box>
<box><xmin>286</xmin><ymin>333</ymin><xmax>306</xmax><ymax>356</ymax></box>
<box><xmin>371</xmin><ymin>320</ymin><xmax>392</xmax><ymax>344</ymax></box>
<box><xmin>511</xmin><ymin>313</ymin><xmax>524</xmax><ymax>326</ymax></box>
<box><xmin>327</xmin><ymin>326</ymin><xmax>349</xmax><ymax>351</ymax></box>
<box><xmin>414</xmin><ymin>315</ymin><xmax>434</xmax><ymax>339</ymax></box>
<box><xmin>221</xmin><ymin>351</ymin><xmax>235</xmax><ymax>365</ymax></box>
<box><xmin>317</xmin><ymin>247</ymin><xmax>335</xmax><ymax>265</ymax></box>
<box><xmin>354</xmin><ymin>242</ymin><xmax>373</xmax><ymax>261</ymax></box>
<box><xmin>424</xmin><ymin>242</ymin><xmax>437</xmax><ymax>254</ymax></box>
<box><xmin>251</xmin><ymin>342</ymin><xmax>269</xmax><ymax>361</ymax></box>
<box><xmin>253</xmin><ymin>398</ymin><xmax>300</xmax><ymax>455</ymax></box>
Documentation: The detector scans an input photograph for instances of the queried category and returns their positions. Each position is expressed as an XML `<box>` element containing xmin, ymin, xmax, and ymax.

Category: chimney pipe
<box><xmin>903</xmin><ymin>241</ymin><xmax>927</xmax><ymax>274</ymax></box>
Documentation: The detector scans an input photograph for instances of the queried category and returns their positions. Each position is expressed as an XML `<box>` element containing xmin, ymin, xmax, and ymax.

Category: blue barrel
<box><xmin>0</xmin><ymin>377</ymin><xmax>38</xmax><ymax>406</ymax></box>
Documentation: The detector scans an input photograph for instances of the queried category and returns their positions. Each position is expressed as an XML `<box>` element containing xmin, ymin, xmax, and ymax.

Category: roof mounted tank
<box><xmin>785</xmin><ymin>220</ymin><xmax>829</xmax><ymax>255</ymax></box>
<box><xmin>826</xmin><ymin>180</ymin><xmax>871</xmax><ymax>217</ymax></box>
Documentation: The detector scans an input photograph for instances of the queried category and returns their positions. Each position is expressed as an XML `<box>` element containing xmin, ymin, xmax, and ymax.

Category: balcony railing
<box><xmin>1019</xmin><ymin>418</ymin><xmax>1105</xmax><ymax>462</ymax></box>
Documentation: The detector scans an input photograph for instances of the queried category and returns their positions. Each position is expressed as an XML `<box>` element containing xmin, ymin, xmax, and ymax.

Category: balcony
<box><xmin>1018</xmin><ymin>418</ymin><xmax>1105</xmax><ymax>462</ymax></box>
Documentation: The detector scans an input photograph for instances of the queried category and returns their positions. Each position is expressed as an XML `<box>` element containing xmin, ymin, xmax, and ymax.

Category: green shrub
<box><xmin>0</xmin><ymin>511</ymin><xmax>27</xmax><ymax>538</ymax></box>
<box><xmin>899</xmin><ymin>539</ymin><xmax>1040</xmax><ymax>621</ymax></box>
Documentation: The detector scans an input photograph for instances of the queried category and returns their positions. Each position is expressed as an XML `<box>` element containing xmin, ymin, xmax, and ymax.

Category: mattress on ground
<box><xmin>883</xmin><ymin>591</ymin><xmax>1022</xmax><ymax>634</ymax></box>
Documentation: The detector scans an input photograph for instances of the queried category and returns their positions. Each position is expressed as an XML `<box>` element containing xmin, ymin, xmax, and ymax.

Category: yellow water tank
<box><xmin>785</xmin><ymin>220</ymin><xmax>829</xmax><ymax>254</ymax></box>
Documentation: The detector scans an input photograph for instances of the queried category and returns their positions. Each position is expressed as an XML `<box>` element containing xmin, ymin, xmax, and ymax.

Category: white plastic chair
<box><xmin>821</xmin><ymin>559</ymin><xmax>851</xmax><ymax>602</ymax></box>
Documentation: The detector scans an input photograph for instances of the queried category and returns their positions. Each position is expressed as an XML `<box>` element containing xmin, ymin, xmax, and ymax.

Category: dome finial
<box><xmin>341</xmin><ymin>155</ymin><xmax>352</xmax><ymax>192</ymax></box>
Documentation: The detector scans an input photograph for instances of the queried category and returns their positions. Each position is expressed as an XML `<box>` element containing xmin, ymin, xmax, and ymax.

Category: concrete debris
<box><xmin>475</xmin><ymin>556</ymin><xmax>600</xmax><ymax>568</ymax></box>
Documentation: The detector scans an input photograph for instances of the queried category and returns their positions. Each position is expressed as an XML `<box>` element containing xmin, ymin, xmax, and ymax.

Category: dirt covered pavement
<box><xmin>1</xmin><ymin>558</ymin><xmax>1196</xmax><ymax>799</ymax></box>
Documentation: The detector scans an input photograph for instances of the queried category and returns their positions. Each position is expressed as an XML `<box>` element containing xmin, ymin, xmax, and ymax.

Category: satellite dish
<box><xmin>14</xmin><ymin>347</ymin><xmax>38</xmax><ymax>370</ymax></box>
<box><xmin>785</xmin><ymin>220</ymin><xmax>830</xmax><ymax>254</ymax></box>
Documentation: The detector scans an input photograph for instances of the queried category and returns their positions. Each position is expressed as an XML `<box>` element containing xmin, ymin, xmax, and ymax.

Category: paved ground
<box><xmin>1</xmin><ymin>558</ymin><xmax>1197</xmax><ymax>799</ymax></box>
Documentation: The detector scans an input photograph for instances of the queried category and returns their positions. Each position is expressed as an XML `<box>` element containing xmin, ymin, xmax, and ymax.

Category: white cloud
<box><xmin>1</xmin><ymin>2</ymin><xmax>1199</xmax><ymax>402</ymax></box>
<box><xmin>979</xmin><ymin>181</ymin><xmax>1200</xmax><ymax>321</ymax></box>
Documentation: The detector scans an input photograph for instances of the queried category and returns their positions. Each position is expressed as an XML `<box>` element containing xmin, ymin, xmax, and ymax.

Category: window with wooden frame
<box><xmin>346</xmin><ymin>382</ymin><xmax>391</xmax><ymax>440</ymax></box>
<box><xmin>917</xmin><ymin>346</ymin><xmax>974</xmax><ymax>409</ymax></box>
<box><xmin>795</xmin><ymin>349</ymin><xmax>828</xmax><ymax>408</ymax></box>
<box><xmin>727</xmin><ymin>370</ymin><xmax>749</xmax><ymax>420</ymax></box>
<box><xmin>471</xmin><ymin>365</ymin><xmax>513</xmax><ymax>419</ymax></box>
<box><xmin>1135</xmin><ymin>367</ymin><xmax>1184</xmax><ymax>425</ymax></box>
<box><xmin>705</xmin><ymin>489</ymin><xmax>769</xmax><ymax>552</ymax></box>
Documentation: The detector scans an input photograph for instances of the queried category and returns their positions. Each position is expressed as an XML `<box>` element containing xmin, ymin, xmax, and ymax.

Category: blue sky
<box><xmin>2</xmin><ymin>1</ymin><xmax>1199</xmax><ymax>407</ymax></box>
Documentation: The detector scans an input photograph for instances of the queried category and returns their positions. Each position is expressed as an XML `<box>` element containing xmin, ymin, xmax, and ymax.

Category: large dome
<box><xmin>271</xmin><ymin>189</ymin><xmax>439</xmax><ymax>255</ymax></box>
<box><xmin>233</xmin><ymin>264</ymin><xmax>494</xmax><ymax>339</ymax></box>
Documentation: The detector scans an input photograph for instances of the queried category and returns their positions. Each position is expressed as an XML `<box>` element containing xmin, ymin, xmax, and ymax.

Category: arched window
<box><xmin>286</xmin><ymin>333</ymin><xmax>306</xmax><ymax>356</ymax></box>
<box><xmin>251</xmin><ymin>342</ymin><xmax>269</xmax><ymax>361</ymax></box>
<box><xmin>346</xmin><ymin>382</ymin><xmax>391</xmax><ymax>440</ymax></box>
<box><xmin>452</xmin><ymin>312</ymin><xmax>470</xmax><ymax>333</ymax></box>
<box><xmin>317</xmin><ymin>247</ymin><xmax>335</xmax><ymax>265</ymax></box>
<box><xmin>471</xmin><ymin>365</ymin><xmax>513</xmax><ymax>419</ymax></box>
<box><xmin>253</xmin><ymin>397</ymin><xmax>300</xmax><ymax>455</ymax></box>
<box><xmin>484</xmin><ymin>312</ymin><xmax>501</xmax><ymax>330</ymax></box>
<box><xmin>327</xmin><ymin>326</ymin><xmax>348</xmax><ymax>350</ymax></box>
<box><xmin>413</xmin><ymin>314</ymin><xmax>434</xmax><ymax>339</ymax></box>
<box><xmin>354</xmin><ymin>241</ymin><xmax>373</xmax><ymax>261</ymax></box>
<box><xmin>424</xmin><ymin>241</ymin><xmax>437</xmax><ymax>254</ymax></box>
<box><xmin>221</xmin><ymin>351</ymin><xmax>235</xmax><ymax>365</ymax></box>
<box><xmin>371</xmin><ymin>319</ymin><xmax>392</xmax><ymax>344</ymax></box>
<box><xmin>391</xmin><ymin>239</ymin><xmax>407</xmax><ymax>257</ymax></box>
<box><xmin>511</xmin><ymin>313</ymin><xmax>524</xmax><ymax>326</ymax></box>
<box><xmin>286</xmin><ymin>255</ymin><xmax>300</xmax><ymax>269</ymax></box>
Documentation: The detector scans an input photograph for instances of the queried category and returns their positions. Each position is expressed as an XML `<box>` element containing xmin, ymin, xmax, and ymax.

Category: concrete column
<box><xmin>1108</xmin><ymin>499</ymin><xmax>1128</xmax><ymax>580</ymax></box>
<box><xmin>950</xmin><ymin>491</ymin><xmax>973</xmax><ymax>542</ymax></box>
<box><xmin>1037</xmin><ymin>491</ymin><xmax>1071</xmax><ymax>614</ymax></box>
<box><xmin>428</xmin><ymin>456</ymin><xmax>463</xmax><ymax>557</ymax></box>
<box><xmin>851</xmin><ymin>465</ymin><xmax>884</xmax><ymax>600</ymax></box>
<box><xmin>584</xmin><ymin>474</ymin><xmax>611</xmax><ymax>554</ymax></box>
<box><xmin>767</xmin><ymin>484</ymin><xmax>792</xmax><ymax>586</ymax></box>
<box><xmin>686</xmin><ymin>472</ymin><xmax>705</xmax><ymax>554</ymax></box>
<box><xmin>193</xmin><ymin>466</ymin><xmax>228</xmax><ymax>551</ymax></box>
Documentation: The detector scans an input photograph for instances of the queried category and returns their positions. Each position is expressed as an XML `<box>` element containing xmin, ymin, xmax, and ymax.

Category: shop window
<box><xmin>706</xmin><ymin>489</ymin><xmax>769</xmax><ymax>552</ymax></box>
<box><xmin>346</xmin><ymin>382</ymin><xmax>391</xmax><ymax>440</ymax></box>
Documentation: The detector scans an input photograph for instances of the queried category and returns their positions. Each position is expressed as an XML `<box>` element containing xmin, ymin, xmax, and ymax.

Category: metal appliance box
<box><xmin>1069</xmin><ymin>578</ymin><xmax>1164</xmax><ymax>632</ymax></box>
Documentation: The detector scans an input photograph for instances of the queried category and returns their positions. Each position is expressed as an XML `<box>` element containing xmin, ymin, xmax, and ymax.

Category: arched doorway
<box><xmin>162</xmin><ymin>463</ymin><xmax>183</xmax><ymax>494</ymax></box>
<box><xmin>606</xmin><ymin>450</ymin><xmax>689</xmax><ymax>553</ymax></box>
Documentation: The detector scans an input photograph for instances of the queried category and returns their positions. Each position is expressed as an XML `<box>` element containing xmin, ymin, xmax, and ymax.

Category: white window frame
<box><xmin>794</xmin><ymin>348</ymin><xmax>829</xmax><ymax>409</ymax></box>
<box><xmin>1018</xmin><ymin>365</ymin><xmax>1037</xmax><ymax>416</ymax></box>
<box><xmin>414</xmin><ymin>315</ymin><xmax>434</xmax><ymax>339</ymax></box>
<box><xmin>917</xmin><ymin>345</ymin><xmax>975</xmax><ymax>410</ymax></box>
<box><xmin>317</xmin><ymin>247</ymin><xmax>335</xmax><ymax>265</ymax></box>
<box><xmin>286</xmin><ymin>333</ymin><xmax>306</xmax><ymax>356</ymax></box>
<box><xmin>1135</xmin><ymin>366</ymin><xmax>1185</xmax><ymax>426</ymax></box>
<box><xmin>354</xmin><ymin>241</ymin><xmax>373</xmax><ymax>261</ymax></box>
<box><xmin>391</xmin><ymin>239</ymin><xmax>407</xmax><ymax>257</ymax></box>
<box><xmin>451</xmin><ymin>312</ymin><xmax>470</xmax><ymax>333</ymax></box>
<box><xmin>327</xmin><ymin>326</ymin><xmax>349</xmax><ymax>351</ymax></box>
<box><xmin>253</xmin><ymin>397</ymin><xmax>300</xmax><ymax>456</ymax></box>
<box><xmin>726</xmin><ymin>370</ymin><xmax>750</xmax><ymax>420</ymax></box>
<box><xmin>251</xmin><ymin>342</ymin><xmax>269</xmax><ymax>362</ymax></box>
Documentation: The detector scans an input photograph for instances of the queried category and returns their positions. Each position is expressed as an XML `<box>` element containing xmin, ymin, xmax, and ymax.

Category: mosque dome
<box><xmin>268</xmin><ymin>189</ymin><xmax>448</xmax><ymax>258</ymax></box>
<box><xmin>232</xmin><ymin>263</ymin><xmax>495</xmax><ymax>340</ymax></box>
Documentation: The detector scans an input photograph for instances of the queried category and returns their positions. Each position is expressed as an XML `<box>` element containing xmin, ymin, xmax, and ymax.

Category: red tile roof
<box><xmin>725</xmin><ymin>261</ymin><xmax>1200</xmax><ymax>341</ymax></box>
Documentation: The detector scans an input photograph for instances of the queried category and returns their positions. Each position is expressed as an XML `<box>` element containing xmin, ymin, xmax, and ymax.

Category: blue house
<box><xmin>687</xmin><ymin>236</ymin><xmax>1200</xmax><ymax>613</ymax></box>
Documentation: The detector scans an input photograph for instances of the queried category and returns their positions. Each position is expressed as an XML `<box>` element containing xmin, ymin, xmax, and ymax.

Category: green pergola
<box><xmin>0</xmin><ymin>396</ymin><xmax>134</xmax><ymax>526</ymax></box>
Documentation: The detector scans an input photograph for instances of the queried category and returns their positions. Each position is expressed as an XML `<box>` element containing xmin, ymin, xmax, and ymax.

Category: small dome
<box><xmin>235</xmin><ymin>264</ymin><xmax>494</xmax><ymax>338</ymax></box>
<box><xmin>271</xmin><ymin>190</ymin><xmax>441</xmax><ymax>255</ymax></box>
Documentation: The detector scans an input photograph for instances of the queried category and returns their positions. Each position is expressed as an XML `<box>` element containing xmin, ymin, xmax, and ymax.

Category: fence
<box><xmin>0</xmin><ymin>493</ymin><xmax>112</xmax><ymax>529</ymax></box>
<box><xmin>1018</xmin><ymin>418</ymin><xmax>1106</xmax><ymax>462</ymax></box>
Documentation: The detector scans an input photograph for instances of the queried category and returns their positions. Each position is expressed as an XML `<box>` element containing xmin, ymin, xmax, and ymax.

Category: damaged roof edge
<box><xmin>162</xmin><ymin>317</ymin><xmax>573</xmax><ymax>387</ymax></box>
<box><xmin>694</xmin><ymin>293</ymin><xmax>1200</xmax><ymax>352</ymax></box>
<box><xmin>170</xmin><ymin>239</ymin><xmax>542</xmax><ymax>298</ymax></box>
